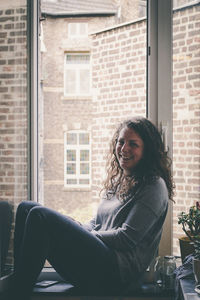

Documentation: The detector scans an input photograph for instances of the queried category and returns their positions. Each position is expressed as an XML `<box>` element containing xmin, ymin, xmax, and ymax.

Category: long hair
<box><xmin>103</xmin><ymin>117</ymin><xmax>174</xmax><ymax>200</ymax></box>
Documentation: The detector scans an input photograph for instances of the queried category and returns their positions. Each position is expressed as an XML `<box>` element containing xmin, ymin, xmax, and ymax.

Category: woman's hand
<box><xmin>67</xmin><ymin>215</ymin><xmax>82</xmax><ymax>226</ymax></box>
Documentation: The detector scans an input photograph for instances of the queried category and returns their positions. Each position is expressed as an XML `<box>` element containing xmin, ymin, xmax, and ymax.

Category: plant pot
<box><xmin>179</xmin><ymin>236</ymin><xmax>195</xmax><ymax>262</ymax></box>
<box><xmin>193</xmin><ymin>258</ymin><xmax>200</xmax><ymax>284</ymax></box>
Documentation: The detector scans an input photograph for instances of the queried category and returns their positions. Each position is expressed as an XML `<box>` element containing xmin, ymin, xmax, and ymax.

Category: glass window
<box><xmin>64</xmin><ymin>131</ymin><xmax>91</xmax><ymax>188</ymax></box>
<box><xmin>67</xmin><ymin>149</ymin><xmax>76</xmax><ymax>161</ymax></box>
<box><xmin>64</xmin><ymin>53</ymin><xmax>90</xmax><ymax>96</ymax></box>
<box><xmin>79</xmin><ymin>133</ymin><xmax>89</xmax><ymax>145</ymax></box>
<box><xmin>172</xmin><ymin>0</ymin><xmax>200</xmax><ymax>256</ymax></box>
<box><xmin>38</xmin><ymin>1</ymin><xmax>147</xmax><ymax>223</ymax></box>
<box><xmin>67</xmin><ymin>133</ymin><xmax>77</xmax><ymax>145</ymax></box>
<box><xmin>80</xmin><ymin>150</ymin><xmax>89</xmax><ymax>161</ymax></box>
<box><xmin>68</xmin><ymin>23</ymin><xmax>88</xmax><ymax>38</ymax></box>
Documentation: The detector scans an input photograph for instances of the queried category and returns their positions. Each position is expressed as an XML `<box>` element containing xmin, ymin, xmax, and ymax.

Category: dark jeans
<box><xmin>12</xmin><ymin>201</ymin><xmax>122</xmax><ymax>299</ymax></box>
<box><xmin>0</xmin><ymin>201</ymin><xmax>12</xmax><ymax>277</ymax></box>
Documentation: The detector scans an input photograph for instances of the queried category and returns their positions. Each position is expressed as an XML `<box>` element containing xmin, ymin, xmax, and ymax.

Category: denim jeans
<box><xmin>0</xmin><ymin>201</ymin><xmax>12</xmax><ymax>276</ymax></box>
<box><xmin>12</xmin><ymin>201</ymin><xmax>122</xmax><ymax>299</ymax></box>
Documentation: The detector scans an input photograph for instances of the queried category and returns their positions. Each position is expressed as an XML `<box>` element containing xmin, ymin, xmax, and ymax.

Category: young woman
<box><xmin>9</xmin><ymin>117</ymin><xmax>174</xmax><ymax>300</ymax></box>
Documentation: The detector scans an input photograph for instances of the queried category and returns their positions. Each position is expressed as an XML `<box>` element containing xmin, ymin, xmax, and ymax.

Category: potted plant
<box><xmin>178</xmin><ymin>201</ymin><xmax>200</xmax><ymax>262</ymax></box>
<box><xmin>193</xmin><ymin>237</ymin><xmax>200</xmax><ymax>284</ymax></box>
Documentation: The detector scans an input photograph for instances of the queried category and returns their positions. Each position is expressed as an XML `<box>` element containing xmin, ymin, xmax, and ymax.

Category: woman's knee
<box><xmin>24</xmin><ymin>207</ymin><xmax>54</xmax><ymax>239</ymax></box>
<box><xmin>0</xmin><ymin>201</ymin><xmax>12</xmax><ymax>220</ymax></box>
<box><xmin>0</xmin><ymin>201</ymin><xmax>11</xmax><ymax>211</ymax></box>
<box><xmin>17</xmin><ymin>201</ymin><xmax>40</xmax><ymax>216</ymax></box>
<box><xmin>26</xmin><ymin>206</ymin><xmax>49</xmax><ymax>225</ymax></box>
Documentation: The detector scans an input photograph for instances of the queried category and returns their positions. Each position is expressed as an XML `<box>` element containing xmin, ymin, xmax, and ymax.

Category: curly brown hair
<box><xmin>103</xmin><ymin>117</ymin><xmax>174</xmax><ymax>200</ymax></box>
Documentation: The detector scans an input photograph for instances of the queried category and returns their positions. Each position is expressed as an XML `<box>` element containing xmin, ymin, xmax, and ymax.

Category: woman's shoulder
<box><xmin>137</xmin><ymin>176</ymin><xmax>169</xmax><ymax>207</ymax></box>
<box><xmin>144</xmin><ymin>175</ymin><xmax>167</xmax><ymax>189</ymax></box>
<box><xmin>127</xmin><ymin>176</ymin><xmax>167</xmax><ymax>198</ymax></box>
<box><xmin>145</xmin><ymin>176</ymin><xmax>168</xmax><ymax>195</ymax></box>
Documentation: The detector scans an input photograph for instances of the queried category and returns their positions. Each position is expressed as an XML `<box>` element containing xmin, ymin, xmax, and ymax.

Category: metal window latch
<box><xmin>160</xmin><ymin>122</ymin><xmax>169</xmax><ymax>153</ymax></box>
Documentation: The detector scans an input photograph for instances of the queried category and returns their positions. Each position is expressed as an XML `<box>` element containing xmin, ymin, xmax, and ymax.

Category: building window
<box><xmin>64</xmin><ymin>131</ymin><xmax>91</xmax><ymax>188</ymax></box>
<box><xmin>68</xmin><ymin>23</ymin><xmax>88</xmax><ymax>38</ymax></box>
<box><xmin>64</xmin><ymin>53</ymin><xmax>90</xmax><ymax>96</ymax></box>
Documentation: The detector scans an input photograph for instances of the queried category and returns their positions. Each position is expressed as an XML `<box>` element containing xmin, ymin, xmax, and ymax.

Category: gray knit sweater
<box><xmin>84</xmin><ymin>177</ymin><xmax>168</xmax><ymax>285</ymax></box>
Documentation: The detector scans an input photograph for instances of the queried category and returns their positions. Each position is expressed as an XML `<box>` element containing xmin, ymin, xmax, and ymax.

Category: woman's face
<box><xmin>115</xmin><ymin>127</ymin><xmax>144</xmax><ymax>175</ymax></box>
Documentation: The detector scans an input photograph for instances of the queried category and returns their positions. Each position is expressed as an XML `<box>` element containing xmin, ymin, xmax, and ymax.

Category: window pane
<box><xmin>69</xmin><ymin>23</ymin><xmax>77</xmax><ymax>36</ymax></box>
<box><xmin>67</xmin><ymin>179</ymin><xmax>77</xmax><ymax>185</ymax></box>
<box><xmin>80</xmin><ymin>23</ymin><xmax>88</xmax><ymax>36</ymax></box>
<box><xmin>79</xmin><ymin>179</ymin><xmax>90</xmax><ymax>185</ymax></box>
<box><xmin>66</xmin><ymin>54</ymin><xmax>90</xmax><ymax>64</ymax></box>
<box><xmin>80</xmin><ymin>163</ymin><xmax>89</xmax><ymax>174</ymax></box>
<box><xmin>65</xmin><ymin>69</ymin><xmax>76</xmax><ymax>94</ymax></box>
<box><xmin>67</xmin><ymin>133</ymin><xmax>77</xmax><ymax>145</ymax></box>
<box><xmin>79</xmin><ymin>133</ymin><xmax>89</xmax><ymax>145</ymax></box>
<box><xmin>67</xmin><ymin>163</ymin><xmax>76</xmax><ymax>174</ymax></box>
<box><xmin>80</xmin><ymin>69</ymin><xmax>90</xmax><ymax>94</ymax></box>
<box><xmin>67</xmin><ymin>150</ymin><xmax>76</xmax><ymax>161</ymax></box>
<box><xmin>80</xmin><ymin>150</ymin><xmax>89</xmax><ymax>161</ymax></box>
<box><xmin>68</xmin><ymin>23</ymin><xmax>88</xmax><ymax>37</ymax></box>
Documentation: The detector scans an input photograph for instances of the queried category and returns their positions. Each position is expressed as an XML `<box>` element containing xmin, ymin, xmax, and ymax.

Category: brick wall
<box><xmin>0</xmin><ymin>4</ymin><xmax>28</xmax><ymax>263</ymax></box>
<box><xmin>172</xmin><ymin>4</ymin><xmax>200</xmax><ymax>254</ymax></box>
<box><xmin>91</xmin><ymin>19</ymin><xmax>146</xmax><ymax>201</ymax></box>
<box><xmin>0</xmin><ymin>5</ymin><xmax>28</xmax><ymax>206</ymax></box>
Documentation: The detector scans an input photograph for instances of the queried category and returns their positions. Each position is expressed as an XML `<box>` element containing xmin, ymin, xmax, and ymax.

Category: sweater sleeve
<box><xmin>82</xmin><ymin>217</ymin><xmax>96</xmax><ymax>231</ymax></box>
<box><xmin>95</xmin><ymin>178</ymin><xmax>168</xmax><ymax>250</ymax></box>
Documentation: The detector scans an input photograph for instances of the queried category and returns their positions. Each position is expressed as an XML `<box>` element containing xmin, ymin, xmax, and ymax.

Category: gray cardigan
<box><xmin>84</xmin><ymin>177</ymin><xmax>168</xmax><ymax>285</ymax></box>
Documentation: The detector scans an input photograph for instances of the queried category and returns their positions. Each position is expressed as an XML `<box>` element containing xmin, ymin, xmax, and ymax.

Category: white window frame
<box><xmin>68</xmin><ymin>22</ymin><xmax>88</xmax><ymax>38</ymax></box>
<box><xmin>147</xmin><ymin>0</ymin><xmax>172</xmax><ymax>256</ymax></box>
<box><xmin>64</xmin><ymin>130</ymin><xmax>91</xmax><ymax>189</ymax></box>
<box><xmin>29</xmin><ymin>0</ymin><xmax>39</xmax><ymax>201</ymax></box>
<box><xmin>64</xmin><ymin>52</ymin><xmax>91</xmax><ymax>97</ymax></box>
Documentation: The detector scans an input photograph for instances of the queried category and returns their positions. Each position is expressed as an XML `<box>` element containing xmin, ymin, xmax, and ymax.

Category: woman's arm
<box><xmin>93</xmin><ymin>178</ymin><xmax>168</xmax><ymax>250</ymax></box>
<box><xmin>82</xmin><ymin>217</ymin><xmax>96</xmax><ymax>231</ymax></box>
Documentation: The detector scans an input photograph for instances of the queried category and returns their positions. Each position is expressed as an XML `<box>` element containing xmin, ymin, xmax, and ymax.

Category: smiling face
<box><xmin>115</xmin><ymin>127</ymin><xmax>144</xmax><ymax>175</ymax></box>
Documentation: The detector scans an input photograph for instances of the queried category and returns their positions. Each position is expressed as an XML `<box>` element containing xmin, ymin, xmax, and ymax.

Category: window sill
<box><xmin>34</xmin><ymin>268</ymin><xmax>174</xmax><ymax>299</ymax></box>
